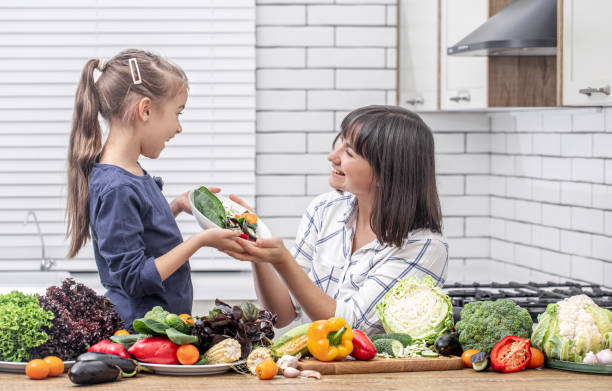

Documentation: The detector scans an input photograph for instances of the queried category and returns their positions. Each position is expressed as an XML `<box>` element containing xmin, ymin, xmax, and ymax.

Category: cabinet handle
<box><xmin>449</xmin><ymin>94</ymin><xmax>471</xmax><ymax>102</ymax></box>
<box><xmin>578</xmin><ymin>85</ymin><xmax>610</xmax><ymax>96</ymax></box>
<box><xmin>405</xmin><ymin>97</ymin><xmax>424</xmax><ymax>106</ymax></box>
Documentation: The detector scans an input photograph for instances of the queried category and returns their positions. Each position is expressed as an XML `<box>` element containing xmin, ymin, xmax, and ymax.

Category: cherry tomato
<box><xmin>25</xmin><ymin>359</ymin><xmax>49</xmax><ymax>380</ymax></box>
<box><xmin>113</xmin><ymin>329</ymin><xmax>130</xmax><ymax>336</ymax></box>
<box><xmin>527</xmin><ymin>347</ymin><xmax>545</xmax><ymax>369</ymax></box>
<box><xmin>461</xmin><ymin>349</ymin><xmax>480</xmax><ymax>368</ymax></box>
<box><xmin>255</xmin><ymin>360</ymin><xmax>278</xmax><ymax>380</ymax></box>
<box><xmin>42</xmin><ymin>356</ymin><xmax>64</xmax><ymax>377</ymax></box>
<box><xmin>178</xmin><ymin>313</ymin><xmax>194</xmax><ymax>326</ymax></box>
<box><xmin>176</xmin><ymin>344</ymin><xmax>200</xmax><ymax>365</ymax></box>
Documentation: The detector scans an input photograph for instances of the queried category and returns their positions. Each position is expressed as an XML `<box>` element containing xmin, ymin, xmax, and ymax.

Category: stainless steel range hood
<box><xmin>447</xmin><ymin>0</ymin><xmax>557</xmax><ymax>56</ymax></box>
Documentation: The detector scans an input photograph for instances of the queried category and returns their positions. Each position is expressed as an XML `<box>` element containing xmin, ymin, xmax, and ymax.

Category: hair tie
<box><xmin>96</xmin><ymin>58</ymin><xmax>107</xmax><ymax>72</ymax></box>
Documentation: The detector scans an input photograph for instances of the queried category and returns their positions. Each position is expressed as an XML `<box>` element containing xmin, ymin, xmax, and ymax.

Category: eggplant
<box><xmin>68</xmin><ymin>360</ymin><xmax>122</xmax><ymax>385</ymax></box>
<box><xmin>76</xmin><ymin>352</ymin><xmax>141</xmax><ymax>376</ymax></box>
<box><xmin>434</xmin><ymin>333</ymin><xmax>463</xmax><ymax>356</ymax></box>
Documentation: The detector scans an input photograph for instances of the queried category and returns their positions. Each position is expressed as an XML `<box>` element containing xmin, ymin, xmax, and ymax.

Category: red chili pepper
<box><xmin>87</xmin><ymin>339</ymin><xmax>131</xmax><ymax>359</ymax></box>
<box><xmin>490</xmin><ymin>335</ymin><xmax>532</xmax><ymax>373</ymax></box>
<box><xmin>350</xmin><ymin>329</ymin><xmax>377</xmax><ymax>361</ymax></box>
<box><xmin>127</xmin><ymin>336</ymin><xmax>179</xmax><ymax>365</ymax></box>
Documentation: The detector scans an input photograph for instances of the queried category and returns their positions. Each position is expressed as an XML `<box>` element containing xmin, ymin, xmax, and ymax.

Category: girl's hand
<box><xmin>228</xmin><ymin>194</ymin><xmax>254</xmax><ymax>213</ymax></box>
<box><xmin>199</xmin><ymin>228</ymin><xmax>245</xmax><ymax>253</ymax></box>
<box><xmin>224</xmin><ymin>237</ymin><xmax>292</xmax><ymax>266</ymax></box>
<box><xmin>171</xmin><ymin>186</ymin><xmax>221</xmax><ymax>217</ymax></box>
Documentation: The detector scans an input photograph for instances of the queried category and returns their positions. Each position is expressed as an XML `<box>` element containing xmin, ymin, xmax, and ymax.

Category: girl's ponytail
<box><xmin>66</xmin><ymin>59</ymin><xmax>103</xmax><ymax>258</ymax></box>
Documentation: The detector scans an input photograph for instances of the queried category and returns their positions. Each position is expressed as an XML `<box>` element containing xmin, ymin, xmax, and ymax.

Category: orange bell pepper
<box><xmin>306</xmin><ymin>317</ymin><xmax>353</xmax><ymax>362</ymax></box>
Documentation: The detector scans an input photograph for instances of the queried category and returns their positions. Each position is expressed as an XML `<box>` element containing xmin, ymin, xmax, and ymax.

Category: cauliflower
<box><xmin>531</xmin><ymin>294</ymin><xmax>612</xmax><ymax>362</ymax></box>
<box><xmin>455</xmin><ymin>299</ymin><xmax>533</xmax><ymax>353</ymax></box>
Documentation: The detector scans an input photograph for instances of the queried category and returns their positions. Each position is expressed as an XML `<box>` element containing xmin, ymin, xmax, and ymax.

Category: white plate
<box><xmin>0</xmin><ymin>360</ymin><xmax>75</xmax><ymax>374</ymax></box>
<box><xmin>138</xmin><ymin>360</ymin><xmax>245</xmax><ymax>376</ymax></box>
<box><xmin>188</xmin><ymin>190</ymin><xmax>272</xmax><ymax>238</ymax></box>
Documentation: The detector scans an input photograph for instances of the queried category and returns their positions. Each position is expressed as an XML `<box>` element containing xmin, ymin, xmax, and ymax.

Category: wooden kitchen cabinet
<box><xmin>397</xmin><ymin>0</ymin><xmax>439</xmax><ymax>110</ymax></box>
<box><xmin>561</xmin><ymin>0</ymin><xmax>612</xmax><ymax>106</ymax></box>
<box><xmin>439</xmin><ymin>0</ymin><xmax>488</xmax><ymax>109</ymax></box>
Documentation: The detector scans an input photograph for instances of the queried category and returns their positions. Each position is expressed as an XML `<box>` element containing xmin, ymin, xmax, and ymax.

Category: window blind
<box><xmin>0</xmin><ymin>0</ymin><xmax>255</xmax><ymax>273</ymax></box>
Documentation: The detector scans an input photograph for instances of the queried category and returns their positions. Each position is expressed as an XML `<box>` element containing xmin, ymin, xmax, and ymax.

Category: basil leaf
<box><xmin>132</xmin><ymin>318</ymin><xmax>168</xmax><ymax>335</ymax></box>
<box><xmin>194</xmin><ymin>186</ymin><xmax>226</xmax><ymax>228</ymax></box>
<box><xmin>166</xmin><ymin>327</ymin><xmax>199</xmax><ymax>346</ymax></box>
<box><xmin>110</xmin><ymin>334</ymin><xmax>149</xmax><ymax>350</ymax></box>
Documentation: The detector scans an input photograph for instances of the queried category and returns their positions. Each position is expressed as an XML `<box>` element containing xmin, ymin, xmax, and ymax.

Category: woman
<box><xmin>226</xmin><ymin>105</ymin><xmax>448</xmax><ymax>334</ymax></box>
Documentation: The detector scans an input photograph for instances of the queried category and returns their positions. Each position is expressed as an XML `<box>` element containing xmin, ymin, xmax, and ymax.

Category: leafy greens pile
<box><xmin>29</xmin><ymin>278</ymin><xmax>124</xmax><ymax>360</ymax></box>
<box><xmin>376</xmin><ymin>275</ymin><xmax>454</xmax><ymax>345</ymax></box>
<box><xmin>0</xmin><ymin>291</ymin><xmax>54</xmax><ymax>362</ymax></box>
<box><xmin>191</xmin><ymin>299</ymin><xmax>277</xmax><ymax>358</ymax></box>
<box><xmin>193</xmin><ymin>186</ymin><xmax>259</xmax><ymax>240</ymax></box>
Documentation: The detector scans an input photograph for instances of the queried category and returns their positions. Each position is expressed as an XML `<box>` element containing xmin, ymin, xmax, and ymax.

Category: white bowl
<box><xmin>188</xmin><ymin>190</ymin><xmax>272</xmax><ymax>238</ymax></box>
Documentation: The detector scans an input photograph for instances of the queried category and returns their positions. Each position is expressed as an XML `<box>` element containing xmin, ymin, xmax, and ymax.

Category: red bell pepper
<box><xmin>350</xmin><ymin>329</ymin><xmax>377</xmax><ymax>361</ymax></box>
<box><xmin>490</xmin><ymin>335</ymin><xmax>532</xmax><ymax>373</ymax></box>
<box><xmin>87</xmin><ymin>339</ymin><xmax>131</xmax><ymax>359</ymax></box>
<box><xmin>127</xmin><ymin>336</ymin><xmax>179</xmax><ymax>365</ymax></box>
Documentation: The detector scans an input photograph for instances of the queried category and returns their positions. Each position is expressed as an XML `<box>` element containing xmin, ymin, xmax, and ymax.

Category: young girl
<box><xmin>65</xmin><ymin>49</ymin><xmax>244</xmax><ymax>328</ymax></box>
<box><xmin>225</xmin><ymin>105</ymin><xmax>448</xmax><ymax>335</ymax></box>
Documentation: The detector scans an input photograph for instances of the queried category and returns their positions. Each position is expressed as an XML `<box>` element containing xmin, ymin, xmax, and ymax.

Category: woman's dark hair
<box><xmin>335</xmin><ymin>105</ymin><xmax>442</xmax><ymax>247</ymax></box>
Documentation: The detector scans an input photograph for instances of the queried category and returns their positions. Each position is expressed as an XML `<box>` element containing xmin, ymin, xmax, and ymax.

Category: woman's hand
<box><xmin>225</xmin><ymin>237</ymin><xmax>293</xmax><ymax>266</ymax></box>
<box><xmin>170</xmin><ymin>186</ymin><xmax>221</xmax><ymax>217</ymax></box>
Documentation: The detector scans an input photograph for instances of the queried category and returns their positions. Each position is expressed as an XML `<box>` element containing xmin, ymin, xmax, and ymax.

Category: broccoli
<box><xmin>455</xmin><ymin>299</ymin><xmax>533</xmax><ymax>353</ymax></box>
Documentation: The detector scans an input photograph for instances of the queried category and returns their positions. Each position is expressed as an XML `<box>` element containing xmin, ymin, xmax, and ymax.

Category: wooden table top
<box><xmin>1</xmin><ymin>368</ymin><xmax>611</xmax><ymax>391</ymax></box>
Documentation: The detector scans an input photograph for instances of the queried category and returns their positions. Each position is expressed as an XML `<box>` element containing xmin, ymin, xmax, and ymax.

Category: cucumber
<box><xmin>373</xmin><ymin>338</ymin><xmax>403</xmax><ymax>358</ymax></box>
<box><xmin>370</xmin><ymin>333</ymin><xmax>413</xmax><ymax>347</ymax></box>
<box><xmin>419</xmin><ymin>350</ymin><xmax>439</xmax><ymax>358</ymax></box>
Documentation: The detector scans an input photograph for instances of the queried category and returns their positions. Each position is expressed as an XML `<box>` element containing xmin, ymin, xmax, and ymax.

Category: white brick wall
<box><xmin>255</xmin><ymin>0</ymin><xmax>398</xmax><ymax>248</ymax></box>
<box><xmin>254</xmin><ymin>2</ymin><xmax>612</xmax><ymax>288</ymax></box>
<box><xmin>487</xmin><ymin>109</ymin><xmax>612</xmax><ymax>287</ymax></box>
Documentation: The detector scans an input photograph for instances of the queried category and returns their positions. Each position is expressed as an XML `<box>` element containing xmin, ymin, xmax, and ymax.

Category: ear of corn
<box><xmin>246</xmin><ymin>346</ymin><xmax>273</xmax><ymax>375</ymax></box>
<box><xmin>270</xmin><ymin>323</ymin><xmax>310</xmax><ymax>358</ymax></box>
<box><xmin>204</xmin><ymin>338</ymin><xmax>241</xmax><ymax>364</ymax></box>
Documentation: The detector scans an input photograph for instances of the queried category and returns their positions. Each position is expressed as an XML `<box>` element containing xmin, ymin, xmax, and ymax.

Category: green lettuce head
<box><xmin>375</xmin><ymin>275</ymin><xmax>453</xmax><ymax>345</ymax></box>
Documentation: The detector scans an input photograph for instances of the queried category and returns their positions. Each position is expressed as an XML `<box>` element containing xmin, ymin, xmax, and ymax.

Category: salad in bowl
<box><xmin>188</xmin><ymin>186</ymin><xmax>271</xmax><ymax>241</ymax></box>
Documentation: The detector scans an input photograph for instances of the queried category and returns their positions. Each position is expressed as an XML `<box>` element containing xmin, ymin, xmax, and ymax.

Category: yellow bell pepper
<box><xmin>306</xmin><ymin>317</ymin><xmax>353</xmax><ymax>362</ymax></box>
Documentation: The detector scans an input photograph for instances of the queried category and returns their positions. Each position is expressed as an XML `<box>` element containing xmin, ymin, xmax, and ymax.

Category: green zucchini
<box><xmin>373</xmin><ymin>338</ymin><xmax>403</xmax><ymax>358</ymax></box>
<box><xmin>370</xmin><ymin>333</ymin><xmax>413</xmax><ymax>347</ymax></box>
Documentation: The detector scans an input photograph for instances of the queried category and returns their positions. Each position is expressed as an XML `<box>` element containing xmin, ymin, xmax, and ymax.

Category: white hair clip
<box><xmin>128</xmin><ymin>58</ymin><xmax>142</xmax><ymax>85</ymax></box>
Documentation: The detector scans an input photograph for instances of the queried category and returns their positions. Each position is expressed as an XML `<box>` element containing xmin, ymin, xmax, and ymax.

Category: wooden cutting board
<box><xmin>297</xmin><ymin>356</ymin><xmax>464</xmax><ymax>375</ymax></box>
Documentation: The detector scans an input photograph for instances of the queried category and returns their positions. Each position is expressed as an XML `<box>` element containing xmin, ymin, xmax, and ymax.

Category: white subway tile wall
<box><xmin>255</xmin><ymin>2</ymin><xmax>611</xmax><ymax>287</ymax></box>
<box><xmin>488</xmin><ymin>110</ymin><xmax>612</xmax><ymax>287</ymax></box>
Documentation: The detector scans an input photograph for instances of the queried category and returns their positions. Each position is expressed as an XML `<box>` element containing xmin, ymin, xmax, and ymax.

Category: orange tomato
<box><xmin>179</xmin><ymin>313</ymin><xmax>194</xmax><ymax>326</ymax></box>
<box><xmin>113</xmin><ymin>329</ymin><xmax>130</xmax><ymax>336</ymax></box>
<box><xmin>42</xmin><ymin>356</ymin><xmax>64</xmax><ymax>377</ymax></box>
<box><xmin>244</xmin><ymin>213</ymin><xmax>257</xmax><ymax>225</ymax></box>
<box><xmin>527</xmin><ymin>347</ymin><xmax>545</xmax><ymax>369</ymax></box>
<box><xmin>176</xmin><ymin>344</ymin><xmax>200</xmax><ymax>365</ymax></box>
<box><xmin>25</xmin><ymin>359</ymin><xmax>49</xmax><ymax>380</ymax></box>
<box><xmin>255</xmin><ymin>360</ymin><xmax>278</xmax><ymax>380</ymax></box>
<box><xmin>461</xmin><ymin>349</ymin><xmax>480</xmax><ymax>368</ymax></box>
